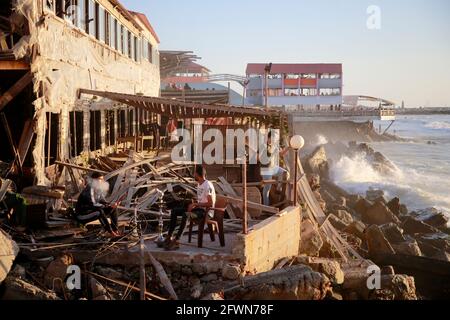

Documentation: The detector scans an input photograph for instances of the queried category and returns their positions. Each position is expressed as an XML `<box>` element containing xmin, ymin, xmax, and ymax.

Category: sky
<box><xmin>121</xmin><ymin>0</ymin><xmax>450</xmax><ymax>108</ymax></box>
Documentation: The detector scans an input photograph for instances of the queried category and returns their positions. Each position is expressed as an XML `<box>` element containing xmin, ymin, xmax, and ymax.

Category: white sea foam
<box><xmin>424</xmin><ymin>121</ymin><xmax>450</xmax><ymax>130</ymax></box>
<box><xmin>330</xmin><ymin>153</ymin><xmax>450</xmax><ymax>216</ymax></box>
<box><xmin>312</xmin><ymin>134</ymin><xmax>329</xmax><ymax>146</ymax></box>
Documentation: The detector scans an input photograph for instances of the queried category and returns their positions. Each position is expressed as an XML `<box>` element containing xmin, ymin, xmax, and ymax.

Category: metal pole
<box><xmin>293</xmin><ymin>149</ymin><xmax>299</xmax><ymax>206</ymax></box>
<box><xmin>242</xmin><ymin>156</ymin><xmax>248</xmax><ymax>234</ymax></box>
<box><xmin>264</xmin><ymin>70</ymin><xmax>268</xmax><ymax>110</ymax></box>
<box><xmin>139</xmin><ymin>236</ymin><xmax>146</xmax><ymax>300</ymax></box>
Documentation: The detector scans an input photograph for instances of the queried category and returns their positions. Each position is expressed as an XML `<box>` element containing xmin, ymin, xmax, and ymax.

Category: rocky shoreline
<box><xmin>301</xmin><ymin>141</ymin><xmax>450</xmax><ymax>299</ymax></box>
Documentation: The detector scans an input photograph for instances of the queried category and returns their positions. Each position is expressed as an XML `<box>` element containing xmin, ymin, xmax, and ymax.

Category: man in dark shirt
<box><xmin>75</xmin><ymin>173</ymin><xmax>119</xmax><ymax>237</ymax></box>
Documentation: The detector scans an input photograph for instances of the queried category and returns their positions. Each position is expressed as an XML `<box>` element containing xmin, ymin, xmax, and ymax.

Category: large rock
<box><xmin>226</xmin><ymin>265</ymin><xmax>332</xmax><ymax>300</ymax></box>
<box><xmin>336</xmin><ymin>210</ymin><xmax>354</xmax><ymax>225</ymax></box>
<box><xmin>90</xmin><ymin>278</ymin><xmax>110</xmax><ymax>300</ymax></box>
<box><xmin>401</xmin><ymin>217</ymin><xmax>439</xmax><ymax>235</ymax></box>
<box><xmin>0</xmin><ymin>230</ymin><xmax>19</xmax><ymax>284</ymax></box>
<box><xmin>354</xmin><ymin>198</ymin><xmax>373</xmax><ymax>216</ymax></box>
<box><xmin>327</xmin><ymin>214</ymin><xmax>348</xmax><ymax>232</ymax></box>
<box><xmin>300</xmin><ymin>219</ymin><xmax>323</xmax><ymax>257</ymax></box>
<box><xmin>380</xmin><ymin>223</ymin><xmax>406</xmax><ymax>244</ymax></box>
<box><xmin>363</xmin><ymin>201</ymin><xmax>401</xmax><ymax>226</ymax></box>
<box><xmin>222</xmin><ymin>263</ymin><xmax>241</xmax><ymax>280</ymax></box>
<box><xmin>366</xmin><ymin>189</ymin><xmax>385</xmax><ymax>202</ymax></box>
<box><xmin>413</xmin><ymin>208</ymin><xmax>449</xmax><ymax>229</ymax></box>
<box><xmin>44</xmin><ymin>254</ymin><xmax>74</xmax><ymax>293</ymax></box>
<box><xmin>306</xmin><ymin>146</ymin><xmax>329</xmax><ymax>176</ymax></box>
<box><xmin>387</xmin><ymin>197</ymin><xmax>401</xmax><ymax>216</ymax></box>
<box><xmin>365</xmin><ymin>225</ymin><xmax>396</xmax><ymax>257</ymax></box>
<box><xmin>2</xmin><ymin>276</ymin><xmax>60</xmax><ymax>300</ymax></box>
<box><xmin>344</xmin><ymin>221</ymin><xmax>367</xmax><ymax>240</ymax></box>
<box><xmin>371</xmin><ymin>274</ymin><xmax>417</xmax><ymax>300</ymax></box>
<box><xmin>297</xmin><ymin>256</ymin><xmax>345</xmax><ymax>285</ymax></box>
<box><xmin>392</xmin><ymin>240</ymin><xmax>422</xmax><ymax>257</ymax></box>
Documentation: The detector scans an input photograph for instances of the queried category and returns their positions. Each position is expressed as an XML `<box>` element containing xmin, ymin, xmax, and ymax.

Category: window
<box><xmin>248</xmin><ymin>90</ymin><xmax>261</xmax><ymax>97</ymax></box>
<box><xmin>123</xmin><ymin>26</ymin><xmax>128</xmax><ymax>55</ymax></box>
<box><xmin>96</xmin><ymin>4</ymin><xmax>106</xmax><ymax>42</ymax></box>
<box><xmin>104</xmin><ymin>10</ymin><xmax>110</xmax><ymax>46</ymax></box>
<box><xmin>86</xmin><ymin>0</ymin><xmax>96</xmax><ymax>36</ymax></box>
<box><xmin>268</xmin><ymin>89</ymin><xmax>282</xmax><ymax>96</ymax></box>
<box><xmin>110</xmin><ymin>17</ymin><xmax>116</xmax><ymax>49</ymax></box>
<box><xmin>142</xmin><ymin>37</ymin><xmax>148</xmax><ymax>60</ymax></box>
<box><xmin>55</xmin><ymin>0</ymin><xmax>63</xmax><ymax>18</ymax></box>
<box><xmin>286</xmin><ymin>74</ymin><xmax>300</xmax><ymax>79</ymax></box>
<box><xmin>134</xmin><ymin>36</ymin><xmax>139</xmax><ymax>62</ymax></box>
<box><xmin>147</xmin><ymin>42</ymin><xmax>153</xmax><ymax>63</ymax></box>
<box><xmin>128</xmin><ymin>31</ymin><xmax>133</xmax><ymax>59</ymax></box>
<box><xmin>330</xmin><ymin>73</ymin><xmax>341</xmax><ymax>79</ymax></box>
<box><xmin>319</xmin><ymin>88</ymin><xmax>341</xmax><ymax>96</ymax></box>
<box><xmin>320</xmin><ymin>73</ymin><xmax>330</xmax><ymax>79</ymax></box>
<box><xmin>248</xmin><ymin>74</ymin><xmax>262</xmax><ymax>79</ymax></box>
<box><xmin>46</xmin><ymin>0</ymin><xmax>55</xmax><ymax>12</ymax></box>
<box><xmin>268</xmin><ymin>74</ymin><xmax>282</xmax><ymax>79</ymax></box>
<box><xmin>117</xmin><ymin>23</ymin><xmax>122</xmax><ymax>53</ymax></box>
<box><xmin>284</xmin><ymin>88</ymin><xmax>299</xmax><ymax>96</ymax></box>
<box><xmin>300</xmin><ymin>88</ymin><xmax>317</xmax><ymax>96</ymax></box>
<box><xmin>301</xmin><ymin>73</ymin><xmax>317</xmax><ymax>79</ymax></box>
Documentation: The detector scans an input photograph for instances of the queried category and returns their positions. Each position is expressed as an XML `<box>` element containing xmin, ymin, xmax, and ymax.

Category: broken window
<box><xmin>69</xmin><ymin>111</ymin><xmax>84</xmax><ymax>158</ymax></box>
<box><xmin>118</xmin><ymin>110</ymin><xmax>126</xmax><ymax>138</ymax></box>
<box><xmin>89</xmin><ymin>110</ymin><xmax>101</xmax><ymax>151</ymax></box>
<box><xmin>45</xmin><ymin>0</ymin><xmax>55</xmax><ymax>13</ymax></box>
<box><xmin>105</xmin><ymin>110</ymin><xmax>115</xmax><ymax>146</ymax></box>
<box><xmin>44</xmin><ymin>112</ymin><xmax>60</xmax><ymax>167</ymax></box>
<box><xmin>128</xmin><ymin>109</ymin><xmax>134</xmax><ymax>136</ymax></box>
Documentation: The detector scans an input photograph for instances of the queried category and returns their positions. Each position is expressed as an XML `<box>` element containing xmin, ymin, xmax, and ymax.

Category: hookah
<box><xmin>156</xmin><ymin>189</ymin><xmax>166</xmax><ymax>244</ymax></box>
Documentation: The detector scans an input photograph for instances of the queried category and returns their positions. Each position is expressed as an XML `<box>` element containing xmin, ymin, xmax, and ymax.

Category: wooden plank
<box><xmin>0</xmin><ymin>113</ymin><xmax>22</xmax><ymax>174</ymax></box>
<box><xmin>0</xmin><ymin>71</ymin><xmax>33</xmax><ymax>112</ymax></box>
<box><xmin>55</xmin><ymin>161</ymin><xmax>108</xmax><ymax>175</ymax></box>
<box><xmin>0</xmin><ymin>60</ymin><xmax>30</xmax><ymax>70</ymax></box>
<box><xmin>17</xmin><ymin>119</ymin><xmax>35</xmax><ymax>166</ymax></box>
<box><xmin>217</xmin><ymin>194</ymin><xmax>279</xmax><ymax>214</ymax></box>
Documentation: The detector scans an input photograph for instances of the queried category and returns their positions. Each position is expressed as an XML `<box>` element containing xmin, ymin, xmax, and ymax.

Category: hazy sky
<box><xmin>121</xmin><ymin>0</ymin><xmax>450</xmax><ymax>108</ymax></box>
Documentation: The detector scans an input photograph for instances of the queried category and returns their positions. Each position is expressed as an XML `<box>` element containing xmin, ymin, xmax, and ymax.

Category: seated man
<box><xmin>75</xmin><ymin>173</ymin><xmax>120</xmax><ymax>237</ymax></box>
<box><xmin>165</xmin><ymin>165</ymin><xmax>216</xmax><ymax>250</ymax></box>
<box><xmin>0</xmin><ymin>178</ymin><xmax>27</xmax><ymax>230</ymax></box>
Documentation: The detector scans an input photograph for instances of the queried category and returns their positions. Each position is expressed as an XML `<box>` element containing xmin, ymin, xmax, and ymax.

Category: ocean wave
<box><xmin>424</xmin><ymin>121</ymin><xmax>450</xmax><ymax>130</ymax></box>
<box><xmin>330</xmin><ymin>153</ymin><xmax>450</xmax><ymax>215</ymax></box>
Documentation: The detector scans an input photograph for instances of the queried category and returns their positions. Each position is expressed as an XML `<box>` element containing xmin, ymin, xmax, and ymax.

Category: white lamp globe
<box><xmin>290</xmin><ymin>135</ymin><xmax>305</xmax><ymax>150</ymax></box>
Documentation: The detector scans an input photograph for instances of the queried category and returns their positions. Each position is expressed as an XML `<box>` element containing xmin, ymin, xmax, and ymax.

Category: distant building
<box><xmin>245</xmin><ymin>63</ymin><xmax>343</xmax><ymax>108</ymax></box>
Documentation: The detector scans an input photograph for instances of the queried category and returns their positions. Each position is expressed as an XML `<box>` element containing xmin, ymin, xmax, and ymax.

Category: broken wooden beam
<box><xmin>217</xmin><ymin>194</ymin><xmax>279</xmax><ymax>214</ymax></box>
<box><xmin>0</xmin><ymin>71</ymin><xmax>33</xmax><ymax>112</ymax></box>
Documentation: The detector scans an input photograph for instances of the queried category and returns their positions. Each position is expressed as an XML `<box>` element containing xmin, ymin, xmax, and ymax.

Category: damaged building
<box><xmin>0</xmin><ymin>0</ymin><xmax>160</xmax><ymax>186</ymax></box>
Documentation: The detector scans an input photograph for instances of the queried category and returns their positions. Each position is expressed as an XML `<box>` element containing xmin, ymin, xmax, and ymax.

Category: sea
<box><xmin>329</xmin><ymin>114</ymin><xmax>450</xmax><ymax>216</ymax></box>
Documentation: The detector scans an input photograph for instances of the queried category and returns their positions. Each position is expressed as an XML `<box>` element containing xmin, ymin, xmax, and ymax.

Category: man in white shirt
<box><xmin>165</xmin><ymin>165</ymin><xmax>216</xmax><ymax>250</ymax></box>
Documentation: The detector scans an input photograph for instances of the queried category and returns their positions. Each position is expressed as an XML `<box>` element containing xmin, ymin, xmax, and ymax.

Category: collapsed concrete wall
<box><xmin>12</xmin><ymin>0</ymin><xmax>161</xmax><ymax>184</ymax></box>
<box><xmin>232</xmin><ymin>206</ymin><xmax>301</xmax><ymax>274</ymax></box>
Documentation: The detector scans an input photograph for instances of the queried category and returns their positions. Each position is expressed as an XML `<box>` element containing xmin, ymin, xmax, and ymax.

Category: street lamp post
<box><xmin>264</xmin><ymin>63</ymin><xmax>272</xmax><ymax>110</ymax></box>
<box><xmin>290</xmin><ymin>135</ymin><xmax>305</xmax><ymax>206</ymax></box>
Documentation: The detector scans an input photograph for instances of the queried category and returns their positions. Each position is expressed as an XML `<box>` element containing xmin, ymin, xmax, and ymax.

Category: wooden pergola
<box><xmin>78</xmin><ymin>89</ymin><xmax>282</xmax><ymax>122</ymax></box>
